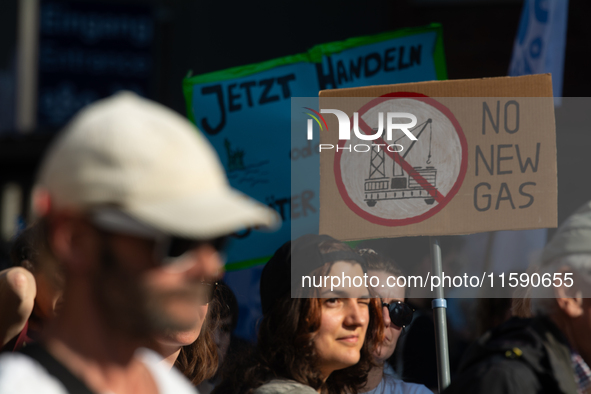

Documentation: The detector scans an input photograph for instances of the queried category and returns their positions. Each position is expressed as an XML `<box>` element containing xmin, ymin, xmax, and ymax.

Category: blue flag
<box><xmin>509</xmin><ymin>0</ymin><xmax>569</xmax><ymax>99</ymax></box>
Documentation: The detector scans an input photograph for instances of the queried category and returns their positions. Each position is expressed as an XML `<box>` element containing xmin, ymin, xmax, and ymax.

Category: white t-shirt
<box><xmin>364</xmin><ymin>374</ymin><xmax>432</xmax><ymax>394</ymax></box>
<box><xmin>0</xmin><ymin>348</ymin><xmax>198</xmax><ymax>394</ymax></box>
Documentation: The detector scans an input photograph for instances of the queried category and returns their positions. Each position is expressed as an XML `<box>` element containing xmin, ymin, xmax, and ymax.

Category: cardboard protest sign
<box><xmin>318</xmin><ymin>74</ymin><xmax>556</xmax><ymax>240</ymax></box>
<box><xmin>183</xmin><ymin>24</ymin><xmax>446</xmax><ymax>268</ymax></box>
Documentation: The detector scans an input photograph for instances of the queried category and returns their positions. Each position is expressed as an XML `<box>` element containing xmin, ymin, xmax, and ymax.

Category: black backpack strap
<box><xmin>19</xmin><ymin>344</ymin><xmax>96</xmax><ymax>394</ymax></box>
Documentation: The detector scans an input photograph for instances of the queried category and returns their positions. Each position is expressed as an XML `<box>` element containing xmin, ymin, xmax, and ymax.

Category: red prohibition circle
<box><xmin>333</xmin><ymin>92</ymin><xmax>468</xmax><ymax>226</ymax></box>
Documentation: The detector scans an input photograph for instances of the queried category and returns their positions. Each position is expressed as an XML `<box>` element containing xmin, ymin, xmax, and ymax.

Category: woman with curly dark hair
<box><xmin>232</xmin><ymin>234</ymin><xmax>384</xmax><ymax>394</ymax></box>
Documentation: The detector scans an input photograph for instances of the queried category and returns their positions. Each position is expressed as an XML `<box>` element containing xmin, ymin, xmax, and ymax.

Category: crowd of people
<box><xmin>0</xmin><ymin>92</ymin><xmax>589</xmax><ymax>394</ymax></box>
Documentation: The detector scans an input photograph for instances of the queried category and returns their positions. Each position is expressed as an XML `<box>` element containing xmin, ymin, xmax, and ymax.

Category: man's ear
<box><xmin>31</xmin><ymin>187</ymin><xmax>51</xmax><ymax>218</ymax></box>
<box><xmin>48</xmin><ymin>212</ymin><xmax>98</xmax><ymax>275</ymax></box>
<box><xmin>554</xmin><ymin>268</ymin><xmax>584</xmax><ymax>319</ymax></box>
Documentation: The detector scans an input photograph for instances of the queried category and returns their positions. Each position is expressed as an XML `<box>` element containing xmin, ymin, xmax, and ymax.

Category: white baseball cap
<box><xmin>35</xmin><ymin>91</ymin><xmax>280</xmax><ymax>239</ymax></box>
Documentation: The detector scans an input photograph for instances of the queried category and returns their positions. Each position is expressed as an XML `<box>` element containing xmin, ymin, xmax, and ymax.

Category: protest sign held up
<box><xmin>317</xmin><ymin>74</ymin><xmax>556</xmax><ymax>241</ymax></box>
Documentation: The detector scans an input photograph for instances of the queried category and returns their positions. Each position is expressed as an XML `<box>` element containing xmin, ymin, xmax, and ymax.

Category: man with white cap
<box><xmin>444</xmin><ymin>201</ymin><xmax>591</xmax><ymax>394</ymax></box>
<box><xmin>0</xmin><ymin>92</ymin><xmax>279</xmax><ymax>394</ymax></box>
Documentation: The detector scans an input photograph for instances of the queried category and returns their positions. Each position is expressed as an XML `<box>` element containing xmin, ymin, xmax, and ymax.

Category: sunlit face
<box><xmin>314</xmin><ymin>262</ymin><xmax>370</xmax><ymax>379</ymax></box>
<box><xmin>368</xmin><ymin>270</ymin><xmax>406</xmax><ymax>363</ymax></box>
<box><xmin>155</xmin><ymin>303</ymin><xmax>209</xmax><ymax>349</ymax></box>
<box><xmin>93</xmin><ymin>231</ymin><xmax>223</xmax><ymax>336</ymax></box>
<box><xmin>570</xmin><ymin>295</ymin><xmax>591</xmax><ymax>365</ymax></box>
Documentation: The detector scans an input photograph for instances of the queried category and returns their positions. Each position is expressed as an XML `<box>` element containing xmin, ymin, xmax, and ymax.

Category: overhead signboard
<box><xmin>37</xmin><ymin>1</ymin><xmax>154</xmax><ymax>127</ymax></box>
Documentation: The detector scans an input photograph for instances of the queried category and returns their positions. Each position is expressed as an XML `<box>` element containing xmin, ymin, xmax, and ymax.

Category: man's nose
<box><xmin>185</xmin><ymin>244</ymin><xmax>225</xmax><ymax>280</ymax></box>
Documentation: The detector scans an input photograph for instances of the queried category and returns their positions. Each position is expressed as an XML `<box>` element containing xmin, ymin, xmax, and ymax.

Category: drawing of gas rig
<box><xmin>364</xmin><ymin>118</ymin><xmax>438</xmax><ymax>207</ymax></box>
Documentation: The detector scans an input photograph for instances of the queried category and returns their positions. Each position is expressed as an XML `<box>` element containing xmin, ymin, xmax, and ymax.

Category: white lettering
<box><xmin>321</xmin><ymin>109</ymin><xmax>351</xmax><ymax>140</ymax></box>
<box><xmin>387</xmin><ymin>112</ymin><xmax>417</xmax><ymax>141</ymax></box>
<box><xmin>353</xmin><ymin>112</ymin><xmax>384</xmax><ymax>140</ymax></box>
<box><xmin>387</xmin><ymin>144</ymin><xmax>404</xmax><ymax>152</ymax></box>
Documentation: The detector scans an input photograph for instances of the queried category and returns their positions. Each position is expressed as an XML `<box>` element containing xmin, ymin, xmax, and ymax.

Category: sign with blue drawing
<box><xmin>183</xmin><ymin>24</ymin><xmax>447</xmax><ymax>270</ymax></box>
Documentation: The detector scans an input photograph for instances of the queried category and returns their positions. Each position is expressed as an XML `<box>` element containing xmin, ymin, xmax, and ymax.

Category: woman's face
<box><xmin>368</xmin><ymin>270</ymin><xmax>406</xmax><ymax>363</ymax></box>
<box><xmin>314</xmin><ymin>262</ymin><xmax>370</xmax><ymax>379</ymax></box>
<box><xmin>155</xmin><ymin>303</ymin><xmax>209</xmax><ymax>349</ymax></box>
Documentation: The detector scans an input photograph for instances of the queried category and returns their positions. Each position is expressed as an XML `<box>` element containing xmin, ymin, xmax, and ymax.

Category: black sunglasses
<box><xmin>162</xmin><ymin>236</ymin><xmax>227</xmax><ymax>260</ymax></box>
<box><xmin>197</xmin><ymin>281</ymin><xmax>218</xmax><ymax>305</ymax></box>
<box><xmin>91</xmin><ymin>209</ymin><xmax>228</xmax><ymax>268</ymax></box>
<box><xmin>382</xmin><ymin>300</ymin><xmax>414</xmax><ymax>328</ymax></box>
